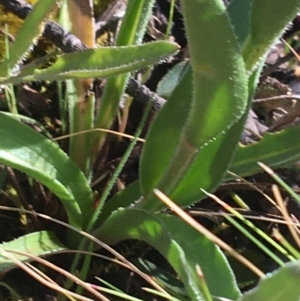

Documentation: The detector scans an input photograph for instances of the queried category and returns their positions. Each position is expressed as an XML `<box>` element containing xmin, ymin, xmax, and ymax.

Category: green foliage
<box><xmin>95</xmin><ymin>208</ymin><xmax>241</xmax><ymax>301</ymax></box>
<box><xmin>229</xmin><ymin>126</ymin><xmax>300</xmax><ymax>178</ymax></box>
<box><xmin>239</xmin><ymin>261</ymin><xmax>300</xmax><ymax>301</ymax></box>
<box><xmin>0</xmin><ymin>41</ymin><xmax>178</xmax><ymax>84</ymax></box>
<box><xmin>243</xmin><ymin>0</ymin><xmax>300</xmax><ymax>72</ymax></box>
<box><xmin>92</xmin><ymin>0</ymin><xmax>157</xmax><ymax>164</ymax></box>
<box><xmin>156</xmin><ymin>61</ymin><xmax>189</xmax><ymax>99</ymax></box>
<box><xmin>0</xmin><ymin>231</ymin><xmax>64</xmax><ymax>273</ymax></box>
<box><xmin>228</xmin><ymin>0</ymin><xmax>252</xmax><ymax>45</ymax></box>
<box><xmin>0</xmin><ymin>112</ymin><xmax>93</xmax><ymax>229</ymax></box>
<box><xmin>138</xmin><ymin>0</ymin><xmax>249</xmax><ymax>211</ymax></box>
<box><xmin>1</xmin><ymin>0</ymin><xmax>300</xmax><ymax>300</ymax></box>
<box><xmin>0</xmin><ymin>0</ymin><xmax>177</xmax><ymax>229</ymax></box>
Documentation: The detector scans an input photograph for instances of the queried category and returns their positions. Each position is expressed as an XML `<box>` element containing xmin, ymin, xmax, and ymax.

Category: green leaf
<box><xmin>229</xmin><ymin>126</ymin><xmax>300</xmax><ymax>179</ymax></box>
<box><xmin>167</xmin><ymin>63</ymin><xmax>261</xmax><ymax>206</ymax></box>
<box><xmin>180</xmin><ymin>0</ymin><xmax>247</xmax><ymax>148</ymax></box>
<box><xmin>139</xmin><ymin>0</ymin><xmax>248</xmax><ymax>210</ymax></box>
<box><xmin>169</xmin><ymin>64</ymin><xmax>261</xmax><ymax>205</ymax></box>
<box><xmin>140</xmin><ymin>66</ymin><xmax>193</xmax><ymax>197</ymax></box>
<box><xmin>67</xmin><ymin>85</ymin><xmax>95</xmax><ymax>177</ymax></box>
<box><xmin>117</xmin><ymin>0</ymin><xmax>155</xmax><ymax>46</ymax></box>
<box><xmin>156</xmin><ymin>61</ymin><xmax>189</xmax><ymax>99</ymax></box>
<box><xmin>0</xmin><ymin>0</ymin><xmax>59</xmax><ymax>77</ymax></box>
<box><xmin>242</xmin><ymin>0</ymin><xmax>300</xmax><ymax>72</ymax></box>
<box><xmin>94</xmin><ymin>208</ymin><xmax>241</xmax><ymax>301</ymax></box>
<box><xmin>239</xmin><ymin>261</ymin><xmax>300</xmax><ymax>301</ymax></box>
<box><xmin>139</xmin><ymin>71</ymin><xmax>248</xmax><ymax>210</ymax></box>
<box><xmin>0</xmin><ymin>41</ymin><xmax>178</xmax><ymax>84</ymax></box>
<box><xmin>0</xmin><ymin>112</ymin><xmax>93</xmax><ymax>229</ymax></box>
<box><xmin>134</xmin><ymin>258</ymin><xmax>189</xmax><ymax>300</ymax></box>
<box><xmin>0</xmin><ymin>231</ymin><xmax>64</xmax><ymax>274</ymax></box>
<box><xmin>169</xmin><ymin>111</ymin><xmax>249</xmax><ymax>204</ymax></box>
<box><xmin>228</xmin><ymin>0</ymin><xmax>253</xmax><ymax>45</ymax></box>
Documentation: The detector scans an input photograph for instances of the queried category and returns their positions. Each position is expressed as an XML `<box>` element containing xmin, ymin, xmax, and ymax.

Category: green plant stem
<box><xmin>164</xmin><ymin>0</ymin><xmax>175</xmax><ymax>39</ymax></box>
<box><xmin>0</xmin><ymin>282</ymin><xmax>21</xmax><ymax>300</ymax></box>
<box><xmin>273</xmin><ymin>228</ymin><xmax>300</xmax><ymax>259</ymax></box>
<box><xmin>196</xmin><ymin>265</ymin><xmax>214</xmax><ymax>301</ymax></box>
<box><xmin>89</xmin><ymin>100</ymin><xmax>152</xmax><ymax>230</ymax></box>
<box><xmin>223</xmin><ymin>213</ymin><xmax>286</xmax><ymax>266</ymax></box>
<box><xmin>3</xmin><ymin>25</ymin><xmax>17</xmax><ymax>114</ymax></box>
<box><xmin>217</xmin><ymin>197</ymin><xmax>295</xmax><ymax>262</ymax></box>
<box><xmin>68</xmin><ymin>88</ymin><xmax>95</xmax><ymax>178</ymax></box>
<box><xmin>70</xmin><ymin>100</ymin><xmax>152</xmax><ymax>293</ymax></box>
<box><xmin>260</xmin><ymin>163</ymin><xmax>300</xmax><ymax>206</ymax></box>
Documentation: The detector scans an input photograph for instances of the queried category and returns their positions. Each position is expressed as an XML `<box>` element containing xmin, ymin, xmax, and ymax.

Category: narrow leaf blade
<box><xmin>228</xmin><ymin>0</ymin><xmax>253</xmax><ymax>45</ymax></box>
<box><xmin>4</xmin><ymin>41</ymin><xmax>178</xmax><ymax>84</ymax></box>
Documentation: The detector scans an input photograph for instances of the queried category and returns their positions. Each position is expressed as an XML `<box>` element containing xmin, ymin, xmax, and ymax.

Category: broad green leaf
<box><xmin>242</xmin><ymin>0</ymin><xmax>300</xmax><ymax>72</ymax></box>
<box><xmin>170</xmin><ymin>61</ymin><xmax>262</xmax><ymax>205</ymax></box>
<box><xmin>138</xmin><ymin>68</ymin><xmax>246</xmax><ymax>210</ymax></box>
<box><xmin>140</xmin><ymin>66</ymin><xmax>193</xmax><ymax>197</ymax></box>
<box><xmin>0</xmin><ymin>231</ymin><xmax>64</xmax><ymax>274</ymax></box>
<box><xmin>138</xmin><ymin>59</ymin><xmax>261</xmax><ymax>212</ymax></box>
<box><xmin>94</xmin><ymin>208</ymin><xmax>241</xmax><ymax>301</ymax></box>
<box><xmin>167</xmin><ymin>62</ymin><xmax>262</xmax><ymax>205</ymax></box>
<box><xmin>239</xmin><ymin>261</ymin><xmax>300</xmax><ymax>301</ymax></box>
<box><xmin>139</xmin><ymin>0</ymin><xmax>247</xmax><ymax>210</ymax></box>
<box><xmin>169</xmin><ymin>111</ymin><xmax>249</xmax><ymax>205</ymax></box>
<box><xmin>159</xmin><ymin>215</ymin><xmax>241</xmax><ymax>300</ymax></box>
<box><xmin>0</xmin><ymin>41</ymin><xmax>178</xmax><ymax>85</ymax></box>
<box><xmin>180</xmin><ymin>0</ymin><xmax>247</xmax><ymax>148</ymax></box>
<box><xmin>0</xmin><ymin>0</ymin><xmax>59</xmax><ymax>77</ymax></box>
<box><xmin>229</xmin><ymin>126</ymin><xmax>300</xmax><ymax>179</ymax></box>
<box><xmin>137</xmin><ymin>109</ymin><xmax>248</xmax><ymax>212</ymax></box>
<box><xmin>0</xmin><ymin>112</ymin><xmax>93</xmax><ymax>229</ymax></box>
